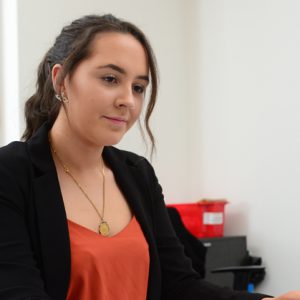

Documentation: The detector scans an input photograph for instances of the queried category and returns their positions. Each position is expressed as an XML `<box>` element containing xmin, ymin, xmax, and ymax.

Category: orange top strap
<box><xmin>67</xmin><ymin>216</ymin><xmax>149</xmax><ymax>300</ymax></box>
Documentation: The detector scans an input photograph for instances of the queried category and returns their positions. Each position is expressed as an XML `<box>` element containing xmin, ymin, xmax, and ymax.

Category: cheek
<box><xmin>67</xmin><ymin>76</ymin><xmax>101</xmax><ymax>103</ymax></box>
<box><xmin>72</xmin><ymin>88</ymin><xmax>108</xmax><ymax>112</ymax></box>
<box><xmin>133</xmin><ymin>102</ymin><xmax>143</xmax><ymax>120</ymax></box>
<box><xmin>126</xmin><ymin>105</ymin><xmax>142</xmax><ymax>130</ymax></box>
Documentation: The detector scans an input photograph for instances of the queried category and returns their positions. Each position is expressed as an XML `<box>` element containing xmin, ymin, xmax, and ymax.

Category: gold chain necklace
<box><xmin>49</xmin><ymin>138</ymin><xmax>110</xmax><ymax>236</ymax></box>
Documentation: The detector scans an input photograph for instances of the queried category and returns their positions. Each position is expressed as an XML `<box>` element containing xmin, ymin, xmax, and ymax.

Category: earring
<box><xmin>61</xmin><ymin>91</ymin><xmax>69</xmax><ymax>103</ymax></box>
<box><xmin>55</xmin><ymin>94</ymin><xmax>62</xmax><ymax>101</ymax></box>
<box><xmin>55</xmin><ymin>91</ymin><xmax>69</xmax><ymax>103</ymax></box>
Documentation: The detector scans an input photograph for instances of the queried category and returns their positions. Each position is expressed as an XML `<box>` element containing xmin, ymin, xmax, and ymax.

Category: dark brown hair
<box><xmin>22</xmin><ymin>14</ymin><xmax>158</xmax><ymax>153</ymax></box>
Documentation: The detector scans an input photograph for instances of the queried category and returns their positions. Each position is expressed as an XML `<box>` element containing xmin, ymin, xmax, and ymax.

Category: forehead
<box><xmin>86</xmin><ymin>32</ymin><xmax>149</xmax><ymax>74</ymax></box>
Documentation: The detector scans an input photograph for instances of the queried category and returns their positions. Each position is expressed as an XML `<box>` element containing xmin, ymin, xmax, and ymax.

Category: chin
<box><xmin>102</xmin><ymin>135</ymin><xmax>125</xmax><ymax>147</ymax></box>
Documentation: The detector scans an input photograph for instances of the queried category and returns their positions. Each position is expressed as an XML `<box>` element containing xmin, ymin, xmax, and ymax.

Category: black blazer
<box><xmin>167</xmin><ymin>207</ymin><xmax>207</xmax><ymax>278</ymax></box>
<box><xmin>0</xmin><ymin>122</ymin><xmax>268</xmax><ymax>300</ymax></box>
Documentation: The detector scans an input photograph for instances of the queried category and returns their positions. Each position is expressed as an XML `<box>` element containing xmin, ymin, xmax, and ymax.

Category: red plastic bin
<box><xmin>167</xmin><ymin>199</ymin><xmax>228</xmax><ymax>238</ymax></box>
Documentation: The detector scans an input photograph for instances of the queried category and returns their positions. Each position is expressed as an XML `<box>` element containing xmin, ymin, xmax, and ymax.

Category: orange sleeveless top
<box><xmin>66</xmin><ymin>216</ymin><xmax>150</xmax><ymax>300</ymax></box>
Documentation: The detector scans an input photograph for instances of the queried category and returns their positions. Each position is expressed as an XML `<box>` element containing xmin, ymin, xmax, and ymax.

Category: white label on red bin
<box><xmin>203</xmin><ymin>212</ymin><xmax>223</xmax><ymax>225</ymax></box>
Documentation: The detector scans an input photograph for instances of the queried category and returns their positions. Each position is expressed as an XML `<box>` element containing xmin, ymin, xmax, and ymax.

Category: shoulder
<box><xmin>0</xmin><ymin>141</ymin><xmax>32</xmax><ymax>210</ymax></box>
<box><xmin>0</xmin><ymin>141</ymin><xmax>29</xmax><ymax>168</ymax></box>
<box><xmin>0</xmin><ymin>141</ymin><xmax>32</xmax><ymax>184</ymax></box>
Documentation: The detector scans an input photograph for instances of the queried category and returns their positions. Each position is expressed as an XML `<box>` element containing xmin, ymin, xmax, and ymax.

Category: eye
<box><xmin>133</xmin><ymin>84</ymin><xmax>145</xmax><ymax>94</ymax></box>
<box><xmin>102</xmin><ymin>75</ymin><xmax>118</xmax><ymax>84</ymax></box>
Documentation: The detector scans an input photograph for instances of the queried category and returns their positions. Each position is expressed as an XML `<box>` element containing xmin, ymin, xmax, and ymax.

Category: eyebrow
<box><xmin>97</xmin><ymin>64</ymin><xmax>149</xmax><ymax>82</ymax></box>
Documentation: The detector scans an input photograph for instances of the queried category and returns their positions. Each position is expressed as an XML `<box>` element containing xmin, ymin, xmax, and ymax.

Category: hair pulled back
<box><xmin>22</xmin><ymin>14</ymin><xmax>158</xmax><ymax>151</ymax></box>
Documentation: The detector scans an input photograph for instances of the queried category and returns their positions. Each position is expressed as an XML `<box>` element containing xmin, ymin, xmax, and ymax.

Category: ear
<box><xmin>51</xmin><ymin>64</ymin><xmax>64</xmax><ymax>94</ymax></box>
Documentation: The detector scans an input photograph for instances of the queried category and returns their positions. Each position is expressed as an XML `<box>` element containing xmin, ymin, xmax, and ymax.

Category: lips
<box><xmin>103</xmin><ymin>116</ymin><xmax>128</xmax><ymax>124</ymax></box>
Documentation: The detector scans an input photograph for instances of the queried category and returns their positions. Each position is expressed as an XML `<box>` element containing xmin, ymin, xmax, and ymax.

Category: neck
<box><xmin>50</xmin><ymin>118</ymin><xmax>104</xmax><ymax>172</ymax></box>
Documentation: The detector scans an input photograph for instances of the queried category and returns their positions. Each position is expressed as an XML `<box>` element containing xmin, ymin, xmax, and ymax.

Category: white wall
<box><xmin>189</xmin><ymin>0</ymin><xmax>300</xmax><ymax>295</ymax></box>
<box><xmin>1</xmin><ymin>0</ymin><xmax>299</xmax><ymax>295</ymax></box>
<box><xmin>0</xmin><ymin>0</ymin><xmax>20</xmax><ymax>144</ymax></box>
<box><xmin>0</xmin><ymin>1</ymin><xmax>3</xmax><ymax>145</ymax></box>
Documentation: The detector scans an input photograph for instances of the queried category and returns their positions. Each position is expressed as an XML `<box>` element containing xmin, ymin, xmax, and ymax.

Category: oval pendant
<box><xmin>99</xmin><ymin>221</ymin><xmax>110</xmax><ymax>236</ymax></box>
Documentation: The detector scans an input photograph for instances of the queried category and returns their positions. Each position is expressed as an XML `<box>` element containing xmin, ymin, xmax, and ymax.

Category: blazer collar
<box><xmin>26</xmin><ymin>121</ymin><xmax>56</xmax><ymax>175</ymax></box>
<box><xmin>26</xmin><ymin>122</ymin><xmax>69</xmax><ymax>299</ymax></box>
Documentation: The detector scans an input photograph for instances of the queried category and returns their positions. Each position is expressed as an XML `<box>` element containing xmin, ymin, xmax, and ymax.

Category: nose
<box><xmin>115</xmin><ymin>85</ymin><xmax>135</xmax><ymax>109</ymax></box>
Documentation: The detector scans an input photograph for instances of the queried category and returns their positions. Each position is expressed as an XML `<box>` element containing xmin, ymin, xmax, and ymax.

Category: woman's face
<box><xmin>55</xmin><ymin>32</ymin><xmax>149</xmax><ymax>147</ymax></box>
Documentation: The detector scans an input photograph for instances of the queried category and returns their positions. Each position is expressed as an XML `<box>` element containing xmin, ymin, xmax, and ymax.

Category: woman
<box><xmin>167</xmin><ymin>207</ymin><xmax>207</xmax><ymax>278</ymax></box>
<box><xmin>0</xmin><ymin>14</ymin><xmax>298</xmax><ymax>300</ymax></box>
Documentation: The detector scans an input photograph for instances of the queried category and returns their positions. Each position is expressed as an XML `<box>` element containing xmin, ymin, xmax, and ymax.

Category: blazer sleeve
<box><xmin>139</xmin><ymin>158</ymin><xmax>271</xmax><ymax>300</ymax></box>
<box><xmin>0</xmin><ymin>145</ymin><xmax>51</xmax><ymax>300</ymax></box>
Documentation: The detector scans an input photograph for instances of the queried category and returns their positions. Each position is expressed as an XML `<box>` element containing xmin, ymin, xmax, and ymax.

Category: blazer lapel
<box><xmin>103</xmin><ymin>148</ymin><xmax>161</xmax><ymax>300</ymax></box>
<box><xmin>103</xmin><ymin>147</ymin><xmax>155</xmax><ymax>244</ymax></box>
<box><xmin>27</xmin><ymin>123</ymin><xmax>70</xmax><ymax>300</ymax></box>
